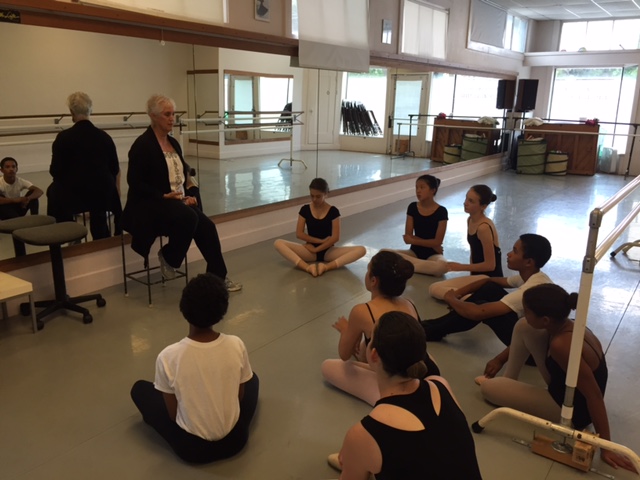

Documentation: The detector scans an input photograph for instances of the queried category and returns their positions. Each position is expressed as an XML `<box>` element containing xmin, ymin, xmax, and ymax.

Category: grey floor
<box><xmin>1</xmin><ymin>170</ymin><xmax>640</xmax><ymax>479</ymax></box>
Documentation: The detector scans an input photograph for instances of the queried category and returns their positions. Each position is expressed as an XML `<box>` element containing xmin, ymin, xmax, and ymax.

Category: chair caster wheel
<box><xmin>83</xmin><ymin>314</ymin><xmax>93</xmax><ymax>324</ymax></box>
<box><xmin>97</xmin><ymin>297</ymin><xmax>106</xmax><ymax>307</ymax></box>
<box><xmin>610</xmin><ymin>251</ymin><xmax>616</xmax><ymax>258</ymax></box>
<box><xmin>37</xmin><ymin>320</ymin><xmax>44</xmax><ymax>331</ymax></box>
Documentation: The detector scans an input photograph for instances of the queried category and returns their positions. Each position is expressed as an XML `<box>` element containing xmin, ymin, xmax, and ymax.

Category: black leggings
<box><xmin>130</xmin><ymin>373</ymin><xmax>259</xmax><ymax>463</ymax></box>
<box><xmin>422</xmin><ymin>282</ymin><xmax>518</xmax><ymax>346</ymax></box>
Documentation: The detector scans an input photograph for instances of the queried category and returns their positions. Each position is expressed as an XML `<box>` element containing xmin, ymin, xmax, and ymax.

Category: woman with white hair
<box><xmin>122</xmin><ymin>94</ymin><xmax>241</xmax><ymax>291</ymax></box>
<box><xmin>48</xmin><ymin>91</ymin><xmax>121</xmax><ymax>239</ymax></box>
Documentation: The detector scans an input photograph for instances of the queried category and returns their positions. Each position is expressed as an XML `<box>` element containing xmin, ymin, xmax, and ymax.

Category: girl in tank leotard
<box><xmin>479</xmin><ymin>283</ymin><xmax>636</xmax><ymax>473</ymax></box>
<box><xmin>328</xmin><ymin>311</ymin><xmax>482</xmax><ymax>479</ymax></box>
<box><xmin>321</xmin><ymin>251</ymin><xmax>440</xmax><ymax>406</ymax></box>
<box><xmin>429</xmin><ymin>184</ymin><xmax>502</xmax><ymax>299</ymax></box>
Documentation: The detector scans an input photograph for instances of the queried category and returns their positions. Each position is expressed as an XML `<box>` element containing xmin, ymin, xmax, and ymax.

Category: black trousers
<box><xmin>47</xmin><ymin>183</ymin><xmax>114</xmax><ymax>240</ymax></box>
<box><xmin>130</xmin><ymin>373</ymin><xmax>259</xmax><ymax>463</ymax></box>
<box><xmin>152</xmin><ymin>199</ymin><xmax>227</xmax><ymax>279</ymax></box>
<box><xmin>422</xmin><ymin>282</ymin><xmax>519</xmax><ymax>346</ymax></box>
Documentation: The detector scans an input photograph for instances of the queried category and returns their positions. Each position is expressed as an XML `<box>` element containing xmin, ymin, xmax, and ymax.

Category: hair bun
<box><xmin>491</xmin><ymin>194</ymin><xmax>497</xmax><ymax>202</ymax></box>
<box><xmin>406</xmin><ymin>360</ymin><xmax>428</xmax><ymax>379</ymax></box>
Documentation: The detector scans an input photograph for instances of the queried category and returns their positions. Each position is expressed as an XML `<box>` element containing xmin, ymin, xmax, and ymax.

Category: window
<box><xmin>549</xmin><ymin>67</ymin><xmax>638</xmax><ymax>153</ymax></box>
<box><xmin>341</xmin><ymin>68</ymin><xmax>387</xmax><ymax>136</ymax></box>
<box><xmin>469</xmin><ymin>0</ymin><xmax>528</xmax><ymax>54</ymax></box>
<box><xmin>401</xmin><ymin>0</ymin><xmax>447</xmax><ymax>60</ymax></box>
<box><xmin>506</xmin><ymin>15</ymin><xmax>527</xmax><ymax>53</ymax></box>
<box><xmin>291</xmin><ymin>0</ymin><xmax>299</xmax><ymax>38</ymax></box>
<box><xmin>80</xmin><ymin>0</ymin><xmax>227</xmax><ymax>24</ymax></box>
<box><xmin>425</xmin><ymin>73</ymin><xmax>501</xmax><ymax>140</ymax></box>
<box><xmin>559</xmin><ymin>19</ymin><xmax>640</xmax><ymax>52</ymax></box>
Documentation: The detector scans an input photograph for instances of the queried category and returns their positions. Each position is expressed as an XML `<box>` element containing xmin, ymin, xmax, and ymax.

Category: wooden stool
<box><xmin>12</xmin><ymin>222</ymin><xmax>106</xmax><ymax>328</ymax></box>
<box><xmin>0</xmin><ymin>272</ymin><xmax>38</xmax><ymax>332</ymax></box>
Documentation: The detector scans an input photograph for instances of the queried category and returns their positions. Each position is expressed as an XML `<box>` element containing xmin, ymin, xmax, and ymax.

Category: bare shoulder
<box><xmin>341</xmin><ymin>422</ymin><xmax>381</xmax><ymax>476</ymax></box>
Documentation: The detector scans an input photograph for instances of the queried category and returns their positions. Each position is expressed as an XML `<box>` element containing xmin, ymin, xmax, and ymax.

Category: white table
<box><xmin>0</xmin><ymin>272</ymin><xmax>37</xmax><ymax>333</ymax></box>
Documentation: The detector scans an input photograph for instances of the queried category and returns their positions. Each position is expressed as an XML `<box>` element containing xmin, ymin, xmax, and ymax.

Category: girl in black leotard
<box><xmin>321</xmin><ymin>251</ymin><xmax>439</xmax><ymax>406</ymax></box>
<box><xmin>480</xmin><ymin>283</ymin><xmax>637</xmax><ymax>472</ymax></box>
<box><xmin>274</xmin><ymin>178</ymin><xmax>365</xmax><ymax>276</ymax></box>
<box><xmin>430</xmin><ymin>184</ymin><xmax>502</xmax><ymax>299</ymax></box>
<box><xmin>329</xmin><ymin>312</ymin><xmax>482</xmax><ymax>479</ymax></box>
<box><xmin>386</xmin><ymin>174</ymin><xmax>449</xmax><ymax>277</ymax></box>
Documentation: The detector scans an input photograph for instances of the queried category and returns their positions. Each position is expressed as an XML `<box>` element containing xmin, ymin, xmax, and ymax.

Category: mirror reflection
<box><xmin>0</xmin><ymin>20</ymin><xmax>502</xmax><ymax>262</ymax></box>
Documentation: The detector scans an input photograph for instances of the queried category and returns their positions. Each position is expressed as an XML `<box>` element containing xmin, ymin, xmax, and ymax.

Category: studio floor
<box><xmin>1</xmin><ymin>170</ymin><xmax>640</xmax><ymax>480</ymax></box>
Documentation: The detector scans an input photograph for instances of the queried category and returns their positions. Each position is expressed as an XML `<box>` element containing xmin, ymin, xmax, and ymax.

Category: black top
<box><xmin>467</xmin><ymin>222</ymin><xmax>503</xmax><ymax>277</ymax></box>
<box><xmin>361</xmin><ymin>380</ymin><xmax>482</xmax><ymax>480</ymax></box>
<box><xmin>298</xmin><ymin>204</ymin><xmax>340</xmax><ymax>262</ymax></box>
<box><xmin>406</xmin><ymin>202</ymin><xmax>448</xmax><ymax>259</ymax></box>
<box><xmin>546</xmin><ymin>332</ymin><xmax>608</xmax><ymax>429</ymax></box>
<box><xmin>50</xmin><ymin>119</ymin><xmax>120</xmax><ymax>211</ymax></box>
<box><xmin>363</xmin><ymin>302</ymin><xmax>440</xmax><ymax>377</ymax></box>
<box><xmin>122</xmin><ymin>127</ymin><xmax>189</xmax><ymax>258</ymax></box>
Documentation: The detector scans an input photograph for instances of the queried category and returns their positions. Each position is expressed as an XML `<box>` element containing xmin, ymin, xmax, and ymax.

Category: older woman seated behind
<box><xmin>122</xmin><ymin>94</ymin><xmax>241</xmax><ymax>291</ymax></box>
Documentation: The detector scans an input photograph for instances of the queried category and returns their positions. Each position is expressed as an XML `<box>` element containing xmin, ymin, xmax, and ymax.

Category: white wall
<box><xmin>0</xmin><ymin>23</ymin><xmax>192</xmax><ymax>173</ymax></box>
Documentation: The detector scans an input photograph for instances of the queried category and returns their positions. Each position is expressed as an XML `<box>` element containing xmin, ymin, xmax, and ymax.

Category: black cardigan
<box><xmin>122</xmin><ymin>127</ymin><xmax>189</xmax><ymax>258</ymax></box>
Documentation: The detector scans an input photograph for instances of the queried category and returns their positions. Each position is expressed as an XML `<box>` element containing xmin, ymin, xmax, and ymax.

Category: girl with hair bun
<box><xmin>328</xmin><ymin>311</ymin><xmax>482</xmax><ymax>479</ymax></box>
<box><xmin>479</xmin><ymin>283</ymin><xmax>636</xmax><ymax>472</ymax></box>
<box><xmin>274</xmin><ymin>178</ymin><xmax>366</xmax><ymax>276</ymax></box>
<box><xmin>321</xmin><ymin>251</ymin><xmax>440</xmax><ymax>406</ymax></box>
<box><xmin>430</xmin><ymin>184</ymin><xmax>502</xmax><ymax>299</ymax></box>
<box><xmin>387</xmin><ymin>174</ymin><xmax>449</xmax><ymax>277</ymax></box>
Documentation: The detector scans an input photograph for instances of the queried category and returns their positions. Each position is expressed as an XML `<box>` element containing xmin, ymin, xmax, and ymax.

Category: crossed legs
<box><xmin>385</xmin><ymin>249</ymin><xmax>448</xmax><ymax>277</ymax></box>
<box><xmin>274</xmin><ymin>239</ymin><xmax>365</xmax><ymax>277</ymax></box>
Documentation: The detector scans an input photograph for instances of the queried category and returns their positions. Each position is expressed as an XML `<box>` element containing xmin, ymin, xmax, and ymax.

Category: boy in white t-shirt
<box><xmin>131</xmin><ymin>273</ymin><xmax>259</xmax><ymax>463</ymax></box>
<box><xmin>421</xmin><ymin>233</ymin><xmax>552</xmax><ymax>347</ymax></box>
<box><xmin>0</xmin><ymin>156</ymin><xmax>44</xmax><ymax>219</ymax></box>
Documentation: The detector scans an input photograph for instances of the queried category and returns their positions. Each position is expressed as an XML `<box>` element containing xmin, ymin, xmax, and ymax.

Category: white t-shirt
<box><xmin>500</xmin><ymin>271</ymin><xmax>553</xmax><ymax>318</ymax></box>
<box><xmin>154</xmin><ymin>333</ymin><xmax>253</xmax><ymax>441</ymax></box>
<box><xmin>0</xmin><ymin>176</ymin><xmax>33</xmax><ymax>198</ymax></box>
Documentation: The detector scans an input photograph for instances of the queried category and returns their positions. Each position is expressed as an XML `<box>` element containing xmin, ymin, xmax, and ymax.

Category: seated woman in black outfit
<box><xmin>122</xmin><ymin>94</ymin><xmax>241</xmax><ymax>291</ymax></box>
<box><xmin>331</xmin><ymin>311</ymin><xmax>482</xmax><ymax>479</ymax></box>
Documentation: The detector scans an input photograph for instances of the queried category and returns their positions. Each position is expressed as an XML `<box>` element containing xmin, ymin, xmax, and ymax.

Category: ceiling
<box><xmin>488</xmin><ymin>0</ymin><xmax>640</xmax><ymax>20</ymax></box>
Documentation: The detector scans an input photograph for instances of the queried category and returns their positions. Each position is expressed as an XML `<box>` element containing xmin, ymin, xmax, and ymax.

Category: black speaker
<box><xmin>515</xmin><ymin>79</ymin><xmax>539</xmax><ymax>112</ymax></box>
<box><xmin>496</xmin><ymin>80</ymin><xmax>516</xmax><ymax>109</ymax></box>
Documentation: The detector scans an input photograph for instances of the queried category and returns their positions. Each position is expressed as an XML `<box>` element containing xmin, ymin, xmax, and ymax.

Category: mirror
<box><xmin>0</xmin><ymin>19</ymin><xmax>491</xmax><ymax>264</ymax></box>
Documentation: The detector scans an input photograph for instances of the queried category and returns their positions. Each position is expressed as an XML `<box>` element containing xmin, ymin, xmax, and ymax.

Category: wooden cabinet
<box><xmin>430</xmin><ymin>118</ymin><xmax>500</xmax><ymax>162</ymax></box>
<box><xmin>524</xmin><ymin>123</ymin><xmax>600</xmax><ymax>175</ymax></box>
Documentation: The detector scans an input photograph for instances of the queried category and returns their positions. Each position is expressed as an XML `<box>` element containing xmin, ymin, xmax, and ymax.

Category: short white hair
<box><xmin>67</xmin><ymin>92</ymin><xmax>92</xmax><ymax>117</ymax></box>
<box><xmin>147</xmin><ymin>94</ymin><xmax>176</xmax><ymax>116</ymax></box>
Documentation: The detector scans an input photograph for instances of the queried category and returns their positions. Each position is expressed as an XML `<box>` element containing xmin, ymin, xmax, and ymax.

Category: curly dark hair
<box><xmin>519</xmin><ymin>233</ymin><xmax>552</xmax><ymax>269</ymax></box>
<box><xmin>179</xmin><ymin>273</ymin><xmax>229</xmax><ymax>328</ymax></box>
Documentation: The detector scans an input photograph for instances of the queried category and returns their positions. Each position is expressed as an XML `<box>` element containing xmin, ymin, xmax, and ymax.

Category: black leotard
<box><xmin>298</xmin><ymin>204</ymin><xmax>340</xmax><ymax>262</ymax></box>
<box><xmin>467</xmin><ymin>222</ymin><xmax>502</xmax><ymax>277</ymax></box>
<box><xmin>360</xmin><ymin>380</ymin><xmax>482</xmax><ymax>480</ymax></box>
<box><xmin>546</xmin><ymin>331</ymin><xmax>608</xmax><ymax>429</ymax></box>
